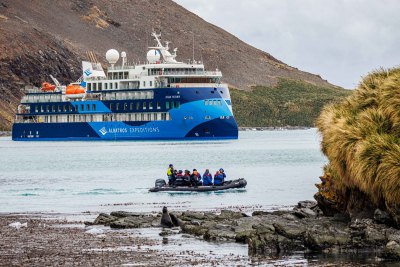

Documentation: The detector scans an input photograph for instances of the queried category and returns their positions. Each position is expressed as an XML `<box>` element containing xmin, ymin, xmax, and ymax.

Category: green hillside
<box><xmin>230</xmin><ymin>79</ymin><xmax>351</xmax><ymax>127</ymax></box>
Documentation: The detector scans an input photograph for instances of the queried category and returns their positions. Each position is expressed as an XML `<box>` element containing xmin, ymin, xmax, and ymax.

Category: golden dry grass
<box><xmin>317</xmin><ymin>67</ymin><xmax>400</xmax><ymax>211</ymax></box>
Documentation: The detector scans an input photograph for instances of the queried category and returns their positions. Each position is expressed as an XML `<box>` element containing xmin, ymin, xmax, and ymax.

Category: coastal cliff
<box><xmin>315</xmin><ymin>67</ymin><xmax>400</xmax><ymax>226</ymax></box>
<box><xmin>0</xmin><ymin>0</ymin><xmax>340</xmax><ymax>130</ymax></box>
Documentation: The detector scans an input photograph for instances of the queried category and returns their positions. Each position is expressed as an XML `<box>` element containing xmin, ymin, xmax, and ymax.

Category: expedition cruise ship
<box><xmin>12</xmin><ymin>32</ymin><xmax>238</xmax><ymax>141</ymax></box>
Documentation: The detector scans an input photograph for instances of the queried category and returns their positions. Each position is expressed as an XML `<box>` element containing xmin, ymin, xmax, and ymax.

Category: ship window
<box><xmin>115</xmin><ymin>82</ymin><xmax>118</xmax><ymax>89</ymax></box>
<box><xmin>41</xmin><ymin>105</ymin><xmax>44</xmax><ymax>112</ymax></box>
<box><xmin>119</xmin><ymin>72</ymin><xmax>123</xmax><ymax>79</ymax></box>
<box><xmin>69</xmin><ymin>105</ymin><xmax>72</xmax><ymax>112</ymax></box>
<box><xmin>141</xmin><ymin>113</ymin><xmax>145</xmax><ymax>121</ymax></box>
<box><xmin>175</xmin><ymin>101</ymin><xmax>180</xmax><ymax>108</ymax></box>
<box><xmin>58</xmin><ymin>105</ymin><xmax>61</xmax><ymax>112</ymax></box>
<box><xmin>143</xmin><ymin>102</ymin><xmax>146</xmax><ymax>110</ymax></box>
<box><xmin>104</xmin><ymin>83</ymin><xmax>108</xmax><ymax>90</ymax></box>
<box><xmin>150</xmin><ymin>81</ymin><xmax>153</xmax><ymax>87</ymax></box>
<box><xmin>220</xmin><ymin>91</ymin><xmax>223</xmax><ymax>94</ymax></box>
<box><xmin>93</xmin><ymin>83</ymin><xmax>97</xmax><ymax>91</ymax></box>
<box><xmin>124</xmin><ymin>72</ymin><xmax>128</xmax><ymax>79</ymax></box>
<box><xmin>143</xmin><ymin>81</ymin><xmax>146</xmax><ymax>87</ymax></box>
<box><xmin>35</xmin><ymin>105</ymin><xmax>38</xmax><ymax>112</ymax></box>
<box><xmin>166</xmin><ymin>102</ymin><xmax>170</xmax><ymax>109</ymax></box>
<box><xmin>87</xmin><ymin>104</ymin><xmax>90</xmax><ymax>111</ymax></box>
<box><xmin>136</xmin><ymin>102</ymin><xmax>140</xmax><ymax>110</ymax></box>
<box><xmin>88</xmin><ymin>83</ymin><xmax>92</xmax><ymax>91</ymax></box>
<box><xmin>63</xmin><ymin>105</ymin><xmax>66</xmax><ymax>112</ymax></box>
<box><xmin>124</xmin><ymin>103</ymin><xmax>127</xmax><ymax>110</ymax></box>
<box><xmin>147</xmin><ymin>113</ymin><xmax>151</xmax><ymax>120</ymax></box>
<box><xmin>170</xmin><ymin>102</ymin><xmax>175</xmax><ymax>109</ymax></box>
<box><xmin>218</xmin><ymin>100</ymin><xmax>222</xmax><ymax>106</ymax></box>
<box><xmin>92</xmin><ymin>104</ymin><xmax>96</xmax><ymax>111</ymax></box>
<box><xmin>52</xmin><ymin>105</ymin><xmax>55</xmax><ymax>112</ymax></box>
<box><xmin>109</xmin><ymin>83</ymin><xmax>113</xmax><ymax>90</ymax></box>
<box><xmin>204</xmin><ymin>100</ymin><xmax>208</xmax><ymax>106</ymax></box>
<box><xmin>81</xmin><ymin>104</ymin><xmax>84</xmax><ymax>111</ymax></box>
<box><xmin>130</xmin><ymin>103</ymin><xmax>133</xmax><ymax>110</ymax></box>
<box><xmin>157</xmin><ymin>102</ymin><xmax>161</xmax><ymax>109</ymax></box>
<box><xmin>116</xmin><ymin>103</ymin><xmax>120</xmax><ymax>111</ymax></box>
<box><xmin>213</xmin><ymin>100</ymin><xmax>217</xmax><ymax>106</ymax></box>
<box><xmin>149</xmin><ymin>102</ymin><xmax>153</xmax><ymax>110</ymax></box>
<box><xmin>211</xmin><ymin>91</ymin><xmax>215</xmax><ymax>94</ymax></box>
<box><xmin>98</xmin><ymin>83</ymin><xmax>102</xmax><ymax>91</ymax></box>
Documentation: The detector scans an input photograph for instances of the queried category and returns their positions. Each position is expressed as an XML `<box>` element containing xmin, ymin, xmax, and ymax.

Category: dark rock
<box><xmin>92</xmin><ymin>213</ymin><xmax>118</xmax><ymax>226</ymax></box>
<box><xmin>383</xmin><ymin>241</ymin><xmax>400</xmax><ymax>259</ymax></box>
<box><xmin>252</xmin><ymin>211</ymin><xmax>270</xmax><ymax>216</ymax></box>
<box><xmin>297</xmin><ymin>200</ymin><xmax>317</xmax><ymax>209</ymax></box>
<box><xmin>110</xmin><ymin>211</ymin><xmax>143</xmax><ymax>218</ymax></box>
<box><xmin>374</xmin><ymin>209</ymin><xmax>391</xmax><ymax>224</ymax></box>
<box><xmin>293</xmin><ymin>207</ymin><xmax>317</xmax><ymax>219</ymax></box>
<box><xmin>109</xmin><ymin>216</ymin><xmax>156</xmax><ymax>229</ymax></box>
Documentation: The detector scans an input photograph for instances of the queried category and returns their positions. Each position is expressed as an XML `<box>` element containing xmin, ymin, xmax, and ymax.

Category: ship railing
<box><xmin>169</xmin><ymin>83</ymin><xmax>225</xmax><ymax>88</ymax></box>
<box><xmin>21</xmin><ymin>86</ymin><xmax>41</xmax><ymax>94</ymax></box>
<box><xmin>108</xmin><ymin>65</ymin><xmax>136</xmax><ymax>70</ymax></box>
<box><xmin>153</xmin><ymin>70</ymin><xmax>222</xmax><ymax>76</ymax></box>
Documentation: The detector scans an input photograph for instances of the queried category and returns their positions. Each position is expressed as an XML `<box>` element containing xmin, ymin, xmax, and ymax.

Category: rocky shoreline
<box><xmin>88</xmin><ymin>201</ymin><xmax>400</xmax><ymax>261</ymax></box>
<box><xmin>239</xmin><ymin>126</ymin><xmax>310</xmax><ymax>131</ymax></box>
<box><xmin>0</xmin><ymin>131</ymin><xmax>11</xmax><ymax>137</ymax></box>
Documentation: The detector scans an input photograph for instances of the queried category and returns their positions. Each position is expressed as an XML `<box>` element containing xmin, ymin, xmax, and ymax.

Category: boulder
<box><xmin>373</xmin><ymin>209</ymin><xmax>391</xmax><ymax>224</ymax></box>
<box><xmin>383</xmin><ymin>240</ymin><xmax>400</xmax><ymax>259</ymax></box>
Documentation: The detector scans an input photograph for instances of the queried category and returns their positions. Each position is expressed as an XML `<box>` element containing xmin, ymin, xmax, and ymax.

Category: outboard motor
<box><xmin>155</xmin><ymin>179</ymin><xmax>166</xmax><ymax>188</ymax></box>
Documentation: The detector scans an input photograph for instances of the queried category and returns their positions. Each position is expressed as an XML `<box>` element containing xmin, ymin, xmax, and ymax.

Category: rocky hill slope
<box><xmin>0</xmin><ymin>0</ymin><xmax>335</xmax><ymax>130</ymax></box>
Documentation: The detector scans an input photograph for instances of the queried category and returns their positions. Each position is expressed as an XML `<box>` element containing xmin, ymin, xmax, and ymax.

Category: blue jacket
<box><xmin>214</xmin><ymin>172</ymin><xmax>225</xmax><ymax>185</ymax></box>
<box><xmin>203</xmin><ymin>173</ymin><xmax>213</xmax><ymax>186</ymax></box>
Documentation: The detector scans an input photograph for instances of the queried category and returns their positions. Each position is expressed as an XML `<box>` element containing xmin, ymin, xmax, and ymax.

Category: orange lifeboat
<box><xmin>66</xmin><ymin>84</ymin><xmax>85</xmax><ymax>95</ymax></box>
<box><xmin>41</xmin><ymin>82</ymin><xmax>56</xmax><ymax>92</ymax></box>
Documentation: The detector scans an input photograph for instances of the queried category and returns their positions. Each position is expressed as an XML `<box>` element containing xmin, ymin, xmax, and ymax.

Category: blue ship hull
<box><xmin>12</xmin><ymin>87</ymin><xmax>238</xmax><ymax>141</ymax></box>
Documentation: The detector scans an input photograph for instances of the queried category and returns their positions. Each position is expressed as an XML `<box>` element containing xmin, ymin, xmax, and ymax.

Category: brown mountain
<box><xmin>0</xmin><ymin>0</ymin><xmax>334</xmax><ymax>130</ymax></box>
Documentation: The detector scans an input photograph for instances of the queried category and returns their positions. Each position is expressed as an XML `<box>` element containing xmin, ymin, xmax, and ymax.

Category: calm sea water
<box><xmin>0</xmin><ymin>129</ymin><xmax>326</xmax><ymax>214</ymax></box>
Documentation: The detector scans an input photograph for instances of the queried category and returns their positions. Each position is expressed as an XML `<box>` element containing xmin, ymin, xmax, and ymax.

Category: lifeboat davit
<box><xmin>66</xmin><ymin>83</ymin><xmax>85</xmax><ymax>98</ymax></box>
<box><xmin>41</xmin><ymin>82</ymin><xmax>56</xmax><ymax>92</ymax></box>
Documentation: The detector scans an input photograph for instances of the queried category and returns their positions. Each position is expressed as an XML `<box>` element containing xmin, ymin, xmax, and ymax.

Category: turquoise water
<box><xmin>0</xmin><ymin>129</ymin><xmax>326</xmax><ymax>213</ymax></box>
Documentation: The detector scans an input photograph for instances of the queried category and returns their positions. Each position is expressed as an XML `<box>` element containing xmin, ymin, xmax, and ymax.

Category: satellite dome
<box><xmin>147</xmin><ymin>49</ymin><xmax>161</xmax><ymax>63</ymax></box>
<box><xmin>106</xmin><ymin>49</ymin><xmax>120</xmax><ymax>64</ymax></box>
<box><xmin>121</xmin><ymin>51</ymin><xmax>126</xmax><ymax>58</ymax></box>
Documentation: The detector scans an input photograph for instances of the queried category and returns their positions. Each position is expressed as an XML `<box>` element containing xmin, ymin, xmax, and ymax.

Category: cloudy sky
<box><xmin>174</xmin><ymin>0</ymin><xmax>400</xmax><ymax>88</ymax></box>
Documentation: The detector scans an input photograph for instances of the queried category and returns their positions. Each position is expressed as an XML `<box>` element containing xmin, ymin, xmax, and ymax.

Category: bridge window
<box><xmin>136</xmin><ymin>102</ymin><xmax>140</xmax><ymax>110</ymax></box>
<box><xmin>157</xmin><ymin>102</ymin><xmax>161</xmax><ymax>109</ymax></box>
<box><xmin>149</xmin><ymin>102</ymin><xmax>153</xmax><ymax>110</ymax></box>
<box><xmin>116</xmin><ymin>103</ymin><xmax>120</xmax><ymax>111</ymax></box>
<box><xmin>166</xmin><ymin>102</ymin><xmax>170</xmax><ymax>109</ymax></box>
<box><xmin>143</xmin><ymin>102</ymin><xmax>147</xmax><ymax>110</ymax></box>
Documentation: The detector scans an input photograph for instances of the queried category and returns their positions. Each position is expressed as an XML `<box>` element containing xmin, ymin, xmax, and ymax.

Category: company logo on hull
<box><xmin>99</xmin><ymin>127</ymin><xmax>108</xmax><ymax>135</ymax></box>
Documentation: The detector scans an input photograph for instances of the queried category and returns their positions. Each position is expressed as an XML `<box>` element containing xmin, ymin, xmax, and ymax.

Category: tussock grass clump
<box><xmin>316</xmin><ymin>67</ymin><xmax>400</xmax><ymax>220</ymax></box>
